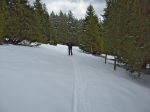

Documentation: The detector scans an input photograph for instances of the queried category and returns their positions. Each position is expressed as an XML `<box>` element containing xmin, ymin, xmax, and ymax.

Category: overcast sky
<box><xmin>29</xmin><ymin>0</ymin><xmax>106</xmax><ymax>19</ymax></box>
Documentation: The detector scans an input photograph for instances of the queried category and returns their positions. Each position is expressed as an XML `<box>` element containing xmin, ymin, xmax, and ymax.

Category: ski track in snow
<box><xmin>0</xmin><ymin>44</ymin><xmax>150</xmax><ymax>112</ymax></box>
<box><xmin>71</xmin><ymin>55</ymin><xmax>89</xmax><ymax>112</ymax></box>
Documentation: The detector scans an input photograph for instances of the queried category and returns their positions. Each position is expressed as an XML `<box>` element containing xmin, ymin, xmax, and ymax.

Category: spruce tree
<box><xmin>34</xmin><ymin>0</ymin><xmax>56</xmax><ymax>44</ymax></box>
<box><xmin>81</xmin><ymin>5</ymin><xmax>103</xmax><ymax>54</ymax></box>
<box><xmin>4</xmin><ymin>0</ymin><xmax>21</xmax><ymax>39</ymax></box>
<box><xmin>57</xmin><ymin>11</ymin><xmax>68</xmax><ymax>44</ymax></box>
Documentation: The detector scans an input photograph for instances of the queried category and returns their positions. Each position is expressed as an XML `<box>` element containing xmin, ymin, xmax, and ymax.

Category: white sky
<box><xmin>29</xmin><ymin>0</ymin><xmax>106</xmax><ymax>19</ymax></box>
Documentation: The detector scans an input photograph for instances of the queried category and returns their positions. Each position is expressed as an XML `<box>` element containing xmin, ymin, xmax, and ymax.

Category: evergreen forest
<box><xmin>0</xmin><ymin>0</ymin><xmax>150</xmax><ymax>73</ymax></box>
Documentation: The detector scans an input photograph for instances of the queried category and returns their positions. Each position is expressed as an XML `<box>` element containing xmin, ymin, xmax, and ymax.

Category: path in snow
<box><xmin>0</xmin><ymin>45</ymin><xmax>150</xmax><ymax>112</ymax></box>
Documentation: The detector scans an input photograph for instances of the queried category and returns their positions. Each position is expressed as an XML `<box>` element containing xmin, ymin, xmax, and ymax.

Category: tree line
<box><xmin>0</xmin><ymin>0</ymin><xmax>103</xmax><ymax>51</ymax></box>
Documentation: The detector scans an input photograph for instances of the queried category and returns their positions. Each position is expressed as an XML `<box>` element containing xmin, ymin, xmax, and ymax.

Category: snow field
<box><xmin>0</xmin><ymin>44</ymin><xmax>150</xmax><ymax>112</ymax></box>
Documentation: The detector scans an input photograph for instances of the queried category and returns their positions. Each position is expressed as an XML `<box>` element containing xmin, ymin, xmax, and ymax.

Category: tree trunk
<box><xmin>105</xmin><ymin>54</ymin><xmax>107</xmax><ymax>64</ymax></box>
<box><xmin>91</xmin><ymin>45</ymin><xmax>93</xmax><ymax>53</ymax></box>
<box><xmin>114</xmin><ymin>56</ymin><xmax>117</xmax><ymax>71</ymax></box>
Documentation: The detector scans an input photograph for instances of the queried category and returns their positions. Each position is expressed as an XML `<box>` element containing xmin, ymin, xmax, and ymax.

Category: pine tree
<box><xmin>56</xmin><ymin>11</ymin><xmax>68</xmax><ymax>44</ymax></box>
<box><xmin>4</xmin><ymin>0</ymin><xmax>21</xmax><ymax>39</ymax></box>
<box><xmin>81</xmin><ymin>5</ymin><xmax>103</xmax><ymax>54</ymax></box>
<box><xmin>49</xmin><ymin>11</ymin><xmax>57</xmax><ymax>44</ymax></box>
<box><xmin>34</xmin><ymin>0</ymin><xmax>46</xmax><ymax>42</ymax></box>
<box><xmin>34</xmin><ymin>0</ymin><xmax>57</xmax><ymax>44</ymax></box>
<box><xmin>67</xmin><ymin>11</ymin><xmax>79</xmax><ymax>45</ymax></box>
<box><xmin>67</xmin><ymin>11</ymin><xmax>74</xmax><ymax>42</ymax></box>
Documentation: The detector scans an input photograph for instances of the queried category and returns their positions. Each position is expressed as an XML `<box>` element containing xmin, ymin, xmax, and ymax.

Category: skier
<box><xmin>67</xmin><ymin>42</ymin><xmax>73</xmax><ymax>56</ymax></box>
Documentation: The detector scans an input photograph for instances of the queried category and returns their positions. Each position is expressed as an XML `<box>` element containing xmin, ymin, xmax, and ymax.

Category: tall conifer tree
<box><xmin>81</xmin><ymin>5</ymin><xmax>103</xmax><ymax>54</ymax></box>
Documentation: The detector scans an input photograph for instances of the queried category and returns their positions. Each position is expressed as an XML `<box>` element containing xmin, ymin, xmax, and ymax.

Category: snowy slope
<box><xmin>0</xmin><ymin>44</ymin><xmax>150</xmax><ymax>112</ymax></box>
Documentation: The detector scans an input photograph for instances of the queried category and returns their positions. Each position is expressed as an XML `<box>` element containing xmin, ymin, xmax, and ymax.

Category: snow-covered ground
<box><xmin>0</xmin><ymin>44</ymin><xmax>150</xmax><ymax>112</ymax></box>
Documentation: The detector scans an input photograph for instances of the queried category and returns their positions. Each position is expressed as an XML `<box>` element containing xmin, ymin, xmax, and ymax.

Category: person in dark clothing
<box><xmin>67</xmin><ymin>42</ymin><xmax>73</xmax><ymax>56</ymax></box>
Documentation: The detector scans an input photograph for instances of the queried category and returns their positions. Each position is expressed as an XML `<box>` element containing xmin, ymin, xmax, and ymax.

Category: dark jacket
<box><xmin>67</xmin><ymin>42</ymin><xmax>73</xmax><ymax>49</ymax></box>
